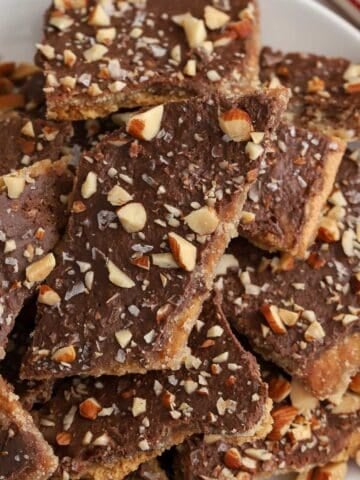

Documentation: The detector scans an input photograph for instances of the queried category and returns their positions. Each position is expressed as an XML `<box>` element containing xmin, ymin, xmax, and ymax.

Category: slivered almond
<box><xmin>219</xmin><ymin>108</ymin><xmax>252</xmax><ymax>142</ymax></box>
<box><xmin>81</xmin><ymin>171</ymin><xmax>97</xmax><ymax>199</ymax></box>
<box><xmin>107</xmin><ymin>260</ymin><xmax>135</xmax><ymax>288</ymax></box>
<box><xmin>168</xmin><ymin>232</ymin><xmax>197</xmax><ymax>272</ymax></box>
<box><xmin>151</xmin><ymin>253</ymin><xmax>179</xmax><ymax>269</ymax></box>
<box><xmin>268</xmin><ymin>405</ymin><xmax>298</xmax><ymax>441</ymax></box>
<box><xmin>79</xmin><ymin>397</ymin><xmax>102</xmax><ymax>420</ymax></box>
<box><xmin>126</xmin><ymin>105</ymin><xmax>164</xmax><ymax>141</ymax></box>
<box><xmin>26</xmin><ymin>253</ymin><xmax>56</xmax><ymax>283</ymax></box>
<box><xmin>260</xmin><ymin>304</ymin><xmax>287</xmax><ymax>334</ymax></box>
<box><xmin>204</xmin><ymin>6</ymin><xmax>230</xmax><ymax>30</ymax></box>
<box><xmin>184</xmin><ymin>206</ymin><xmax>219</xmax><ymax>235</ymax></box>
<box><xmin>268</xmin><ymin>376</ymin><xmax>291</xmax><ymax>403</ymax></box>
<box><xmin>38</xmin><ymin>285</ymin><xmax>61</xmax><ymax>306</ymax></box>
<box><xmin>117</xmin><ymin>202</ymin><xmax>147</xmax><ymax>233</ymax></box>
<box><xmin>52</xmin><ymin>345</ymin><xmax>76</xmax><ymax>363</ymax></box>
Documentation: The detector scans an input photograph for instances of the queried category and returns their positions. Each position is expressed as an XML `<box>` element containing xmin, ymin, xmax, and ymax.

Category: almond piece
<box><xmin>331</xmin><ymin>392</ymin><xmax>360</xmax><ymax>415</ymax></box>
<box><xmin>268</xmin><ymin>376</ymin><xmax>291</xmax><ymax>403</ymax></box>
<box><xmin>182</xmin><ymin>14</ymin><xmax>207</xmax><ymax>48</ymax></box>
<box><xmin>79</xmin><ymin>397</ymin><xmax>102</xmax><ymax>420</ymax></box>
<box><xmin>49</xmin><ymin>14</ymin><xmax>74</xmax><ymax>31</ymax></box>
<box><xmin>268</xmin><ymin>405</ymin><xmax>298</xmax><ymax>441</ymax></box>
<box><xmin>226</xmin><ymin>19</ymin><xmax>253</xmax><ymax>39</ymax></box>
<box><xmin>304</xmin><ymin>321</ymin><xmax>325</xmax><ymax>342</ymax></box>
<box><xmin>245</xmin><ymin>141</ymin><xmax>264</xmax><ymax>160</ymax></box>
<box><xmin>219</xmin><ymin>108</ymin><xmax>252</xmax><ymax>142</ymax></box>
<box><xmin>38</xmin><ymin>285</ymin><xmax>61</xmax><ymax>306</ymax></box>
<box><xmin>260</xmin><ymin>304</ymin><xmax>287</xmax><ymax>334</ymax></box>
<box><xmin>83</xmin><ymin>44</ymin><xmax>108</xmax><ymax>63</ymax></box>
<box><xmin>52</xmin><ymin>345</ymin><xmax>76</xmax><ymax>363</ymax></box>
<box><xmin>96</xmin><ymin>27</ymin><xmax>116</xmax><ymax>45</ymax></box>
<box><xmin>151</xmin><ymin>253</ymin><xmax>179</xmax><ymax>269</ymax></box>
<box><xmin>278</xmin><ymin>308</ymin><xmax>300</xmax><ymax>327</ymax></box>
<box><xmin>307</xmin><ymin>76</ymin><xmax>325</xmax><ymax>93</ymax></box>
<box><xmin>21</xmin><ymin>121</ymin><xmax>35</xmax><ymax>138</ymax></box>
<box><xmin>3</xmin><ymin>175</ymin><xmax>25</xmax><ymax>199</ymax></box>
<box><xmin>131</xmin><ymin>255</ymin><xmax>150</xmax><ymax>270</ymax></box>
<box><xmin>56</xmin><ymin>432</ymin><xmax>72</xmax><ymax>446</ymax></box>
<box><xmin>317</xmin><ymin>217</ymin><xmax>340</xmax><ymax>243</ymax></box>
<box><xmin>81</xmin><ymin>171</ymin><xmax>97</xmax><ymax>199</ymax></box>
<box><xmin>117</xmin><ymin>202</ymin><xmax>147</xmax><ymax>233</ymax></box>
<box><xmin>183</xmin><ymin>59</ymin><xmax>197</xmax><ymax>77</ymax></box>
<box><xmin>107</xmin><ymin>260</ymin><xmax>135</xmax><ymax>289</ymax></box>
<box><xmin>215</xmin><ymin>254</ymin><xmax>239</xmax><ymax>276</ymax></box>
<box><xmin>132</xmin><ymin>397</ymin><xmax>146</xmax><ymax>417</ymax></box>
<box><xmin>115</xmin><ymin>329</ymin><xmax>132</xmax><ymax>349</ymax></box>
<box><xmin>168</xmin><ymin>232</ymin><xmax>197</xmax><ymax>272</ymax></box>
<box><xmin>26</xmin><ymin>253</ymin><xmax>56</xmax><ymax>283</ymax></box>
<box><xmin>184</xmin><ymin>206</ymin><xmax>219</xmax><ymax>235</ymax></box>
<box><xmin>349</xmin><ymin>373</ymin><xmax>360</xmax><ymax>394</ymax></box>
<box><xmin>126</xmin><ymin>105</ymin><xmax>164</xmax><ymax>141</ymax></box>
<box><xmin>290</xmin><ymin>380</ymin><xmax>319</xmax><ymax>414</ymax></box>
<box><xmin>107</xmin><ymin>185</ymin><xmax>133</xmax><ymax>206</ymax></box>
<box><xmin>224</xmin><ymin>447</ymin><xmax>243</xmax><ymax>469</ymax></box>
<box><xmin>88</xmin><ymin>4</ymin><xmax>111</xmax><ymax>26</ymax></box>
<box><xmin>204</xmin><ymin>5</ymin><xmax>230</xmax><ymax>30</ymax></box>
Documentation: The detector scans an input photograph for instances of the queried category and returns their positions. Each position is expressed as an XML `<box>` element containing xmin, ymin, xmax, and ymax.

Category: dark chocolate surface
<box><xmin>38</xmin><ymin>0</ymin><xmax>259</xmax><ymax>118</ymax></box>
<box><xmin>22</xmin><ymin>91</ymin><xmax>286</xmax><ymax>380</ymax></box>
<box><xmin>218</xmin><ymin>151</ymin><xmax>360</xmax><ymax>390</ymax></box>
<box><xmin>260</xmin><ymin>47</ymin><xmax>360</xmax><ymax>140</ymax></box>
<box><xmin>239</xmin><ymin>122</ymin><xmax>343</xmax><ymax>254</ymax></box>
<box><xmin>0</xmin><ymin>114</ymin><xmax>73</xmax><ymax>175</ymax></box>
<box><xmin>35</xmin><ymin>297</ymin><xmax>267</xmax><ymax>479</ymax></box>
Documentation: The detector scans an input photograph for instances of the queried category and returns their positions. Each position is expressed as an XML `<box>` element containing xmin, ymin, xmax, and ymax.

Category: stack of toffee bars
<box><xmin>0</xmin><ymin>1</ymin><xmax>359</xmax><ymax>479</ymax></box>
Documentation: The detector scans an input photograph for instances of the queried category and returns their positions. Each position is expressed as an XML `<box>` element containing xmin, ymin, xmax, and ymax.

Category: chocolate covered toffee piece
<box><xmin>175</xmin><ymin>366</ymin><xmax>360</xmax><ymax>480</ymax></box>
<box><xmin>260</xmin><ymin>48</ymin><xmax>360</xmax><ymax>141</ymax></box>
<box><xmin>38</xmin><ymin>0</ymin><xmax>260</xmax><ymax>120</ymax></box>
<box><xmin>0</xmin><ymin>376</ymin><xmax>58</xmax><ymax>480</ymax></box>
<box><xmin>34</xmin><ymin>297</ymin><xmax>270</xmax><ymax>480</ymax></box>
<box><xmin>239</xmin><ymin>123</ymin><xmax>345</xmax><ymax>257</ymax></box>
<box><xmin>0</xmin><ymin>113</ymin><xmax>73</xmax><ymax>175</ymax></box>
<box><xmin>0</xmin><ymin>159</ymin><xmax>73</xmax><ymax>359</ymax></box>
<box><xmin>217</xmin><ymin>150</ymin><xmax>360</xmax><ymax>400</ymax></box>
<box><xmin>21</xmin><ymin>91</ymin><xmax>288</xmax><ymax>380</ymax></box>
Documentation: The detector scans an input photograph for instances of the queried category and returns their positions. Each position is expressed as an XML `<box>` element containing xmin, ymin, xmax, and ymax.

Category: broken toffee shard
<box><xmin>0</xmin><ymin>375</ymin><xmax>58</xmax><ymax>480</ymax></box>
<box><xmin>0</xmin><ymin>159</ymin><xmax>73</xmax><ymax>359</ymax></box>
<box><xmin>260</xmin><ymin>47</ymin><xmax>360</xmax><ymax>141</ymax></box>
<box><xmin>22</xmin><ymin>90</ymin><xmax>288</xmax><ymax>380</ymax></box>
<box><xmin>239</xmin><ymin>122</ymin><xmax>345</xmax><ymax>257</ymax></box>
<box><xmin>218</xmin><ymin>151</ymin><xmax>360</xmax><ymax>401</ymax></box>
<box><xmin>38</xmin><ymin>0</ymin><xmax>260</xmax><ymax>120</ymax></box>
<box><xmin>34</xmin><ymin>296</ymin><xmax>271</xmax><ymax>480</ymax></box>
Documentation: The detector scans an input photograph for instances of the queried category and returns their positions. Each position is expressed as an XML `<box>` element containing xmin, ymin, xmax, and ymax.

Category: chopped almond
<box><xmin>126</xmin><ymin>105</ymin><xmax>164</xmax><ymax>141</ymax></box>
<box><xmin>168</xmin><ymin>232</ymin><xmax>197</xmax><ymax>272</ymax></box>
<box><xmin>219</xmin><ymin>108</ymin><xmax>252</xmax><ymax>142</ymax></box>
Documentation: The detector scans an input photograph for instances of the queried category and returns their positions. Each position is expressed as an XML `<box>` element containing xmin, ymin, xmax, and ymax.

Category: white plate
<box><xmin>0</xmin><ymin>0</ymin><xmax>358</xmax><ymax>479</ymax></box>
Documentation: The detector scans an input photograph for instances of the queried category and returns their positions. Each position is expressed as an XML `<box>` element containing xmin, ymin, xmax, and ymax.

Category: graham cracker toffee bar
<box><xmin>37</xmin><ymin>0</ymin><xmax>260</xmax><ymax>120</ymax></box>
<box><xmin>34</xmin><ymin>296</ymin><xmax>271</xmax><ymax>480</ymax></box>
<box><xmin>260</xmin><ymin>48</ymin><xmax>360</xmax><ymax>141</ymax></box>
<box><xmin>0</xmin><ymin>159</ymin><xmax>73</xmax><ymax>360</ymax></box>
<box><xmin>21</xmin><ymin>90</ymin><xmax>288</xmax><ymax>380</ymax></box>
<box><xmin>239</xmin><ymin>123</ymin><xmax>345</xmax><ymax>257</ymax></box>
<box><xmin>217</xmin><ymin>150</ymin><xmax>360</xmax><ymax>400</ymax></box>
<box><xmin>0</xmin><ymin>376</ymin><xmax>58</xmax><ymax>480</ymax></box>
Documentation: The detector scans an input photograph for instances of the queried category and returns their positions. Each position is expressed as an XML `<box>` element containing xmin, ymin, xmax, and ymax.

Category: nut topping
<box><xmin>219</xmin><ymin>108</ymin><xmax>252</xmax><ymax>142</ymax></box>
<box><xmin>117</xmin><ymin>202</ymin><xmax>147</xmax><ymax>233</ymax></box>
<box><xmin>107</xmin><ymin>260</ymin><xmax>135</xmax><ymax>289</ymax></box>
<box><xmin>260</xmin><ymin>304</ymin><xmax>287</xmax><ymax>334</ymax></box>
<box><xmin>204</xmin><ymin>6</ymin><xmax>230</xmax><ymax>30</ymax></box>
<box><xmin>52</xmin><ymin>345</ymin><xmax>76</xmax><ymax>363</ymax></box>
<box><xmin>184</xmin><ymin>206</ymin><xmax>219</xmax><ymax>235</ymax></box>
<box><xmin>168</xmin><ymin>232</ymin><xmax>197</xmax><ymax>272</ymax></box>
<box><xmin>26</xmin><ymin>253</ymin><xmax>56</xmax><ymax>283</ymax></box>
<box><xmin>38</xmin><ymin>285</ymin><xmax>61</xmax><ymax>306</ymax></box>
<box><xmin>79</xmin><ymin>397</ymin><xmax>102</xmax><ymax>420</ymax></box>
<box><xmin>81</xmin><ymin>171</ymin><xmax>97</xmax><ymax>199</ymax></box>
<box><xmin>126</xmin><ymin>105</ymin><xmax>164</xmax><ymax>141</ymax></box>
<box><xmin>3</xmin><ymin>175</ymin><xmax>26</xmax><ymax>199</ymax></box>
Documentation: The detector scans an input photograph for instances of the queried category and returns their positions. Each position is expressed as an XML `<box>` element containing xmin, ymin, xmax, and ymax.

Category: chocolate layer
<box><xmin>0</xmin><ymin>376</ymin><xmax>58</xmax><ymax>480</ymax></box>
<box><xmin>21</xmin><ymin>90</ymin><xmax>288</xmax><ymax>380</ymax></box>
<box><xmin>34</xmin><ymin>296</ymin><xmax>269</xmax><ymax>480</ymax></box>
<box><xmin>218</xmin><ymin>150</ymin><xmax>360</xmax><ymax>400</ymax></box>
<box><xmin>0</xmin><ymin>160</ymin><xmax>74</xmax><ymax>359</ymax></box>
<box><xmin>239</xmin><ymin>123</ymin><xmax>345</xmax><ymax>257</ymax></box>
<box><xmin>0</xmin><ymin>113</ymin><xmax>73</xmax><ymax>175</ymax></box>
<box><xmin>260</xmin><ymin>48</ymin><xmax>360</xmax><ymax>141</ymax></box>
<box><xmin>38</xmin><ymin>0</ymin><xmax>260</xmax><ymax>120</ymax></box>
<box><xmin>175</xmin><ymin>364</ymin><xmax>360</xmax><ymax>480</ymax></box>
